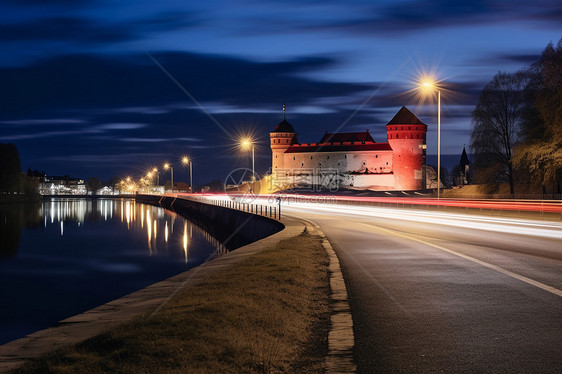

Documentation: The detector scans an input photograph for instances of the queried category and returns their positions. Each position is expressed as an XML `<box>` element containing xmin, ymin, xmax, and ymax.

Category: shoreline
<box><xmin>0</xmin><ymin>200</ymin><xmax>298</xmax><ymax>372</ymax></box>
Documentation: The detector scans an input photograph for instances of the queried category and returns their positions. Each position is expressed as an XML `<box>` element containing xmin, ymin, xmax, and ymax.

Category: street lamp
<box><xmin>152</xmin><ymin>167</ymin><xmax>159</xmax><ymax>187</ymax></box>
<box><xmin>164</xmin><ymin>163</ymin><xmax>174</xmax><ymax>192</ymax></box>
<box><xmin>420</xmin><ymin>78</ymin><xmax>441</xmax><ymax>199</ymax></box>
<box><xmin>181</xmin><ymin>156</ymin><xmax>193</xmax><ymax>192</ymax></box>
<box><xmin>240</xmin><ymin>137</ymin><xmax>255</xmax><ymax>182</ymax></box>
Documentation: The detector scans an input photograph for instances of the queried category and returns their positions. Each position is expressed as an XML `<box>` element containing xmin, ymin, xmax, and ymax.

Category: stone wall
<box><xmin>136</xmin><ymin>194</ymin><xmax>284</xmax><ymax>250</ymax></box>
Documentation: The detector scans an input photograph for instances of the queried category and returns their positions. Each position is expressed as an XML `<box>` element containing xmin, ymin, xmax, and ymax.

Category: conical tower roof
<box><xmin>386</xmin><ymin>106</ymin><xmax>426</xmax><ymax>126</ymax></box>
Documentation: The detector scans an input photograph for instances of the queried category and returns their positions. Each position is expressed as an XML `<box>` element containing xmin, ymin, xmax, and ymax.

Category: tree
<box><xmin>86</xmin><ymin>177</ymin><xmax>102</xmax><ymax>195</ymax></box>
<box><xmin>0</xmin><ymin>143</ymin><xmax>22</xmax><ymax>193</ymax></box>
<box><xmin>513</xmin><ymin>39</ymin><xmax>562</xmax><ymax>193</ymax></box>
<box><xmin>470</xmin><ymin>72</ymin><xmax>526</xmax><ymax>194</ymax></box>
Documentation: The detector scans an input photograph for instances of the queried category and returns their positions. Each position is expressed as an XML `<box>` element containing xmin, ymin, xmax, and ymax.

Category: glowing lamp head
<box><xmin>147</xmin><ymin>172</ymin><xmax>153</xmax><ymax>178</ymax></box>
<box><xmin>181</xmin><ymin>156</ymin><xmax>190</xmax><ymax>165</ymax></box>
<box><xmin>164</xmin><ymin>163</ymin><xmax>170</xmax><ymax>170</ymax></box>
<box><xmin>241</xmin><ymin>139</ymin><xmax>252</xmax><ymax>150</ymax></box>
<box><xmin>152</xmin><ymin>167</ymin><xmax>158</xmax><ymax>173</ymax></box>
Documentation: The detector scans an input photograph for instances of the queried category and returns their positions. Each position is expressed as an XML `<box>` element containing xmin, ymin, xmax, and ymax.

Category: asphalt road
<box><xmin>284</xmin><ymin>203</ymin><xmax>562</xmax><ymax>373</ymax></box>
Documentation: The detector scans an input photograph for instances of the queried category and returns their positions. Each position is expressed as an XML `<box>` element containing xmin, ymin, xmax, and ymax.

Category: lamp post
<box><xmin>152</xmin><ymin>167</ymin><xmax>159</xmax><ymax>187</ymax></box>
<box><xmin>164</xmin><ymin>163</ymin><xmax>174</xmax><ymax>192</ymax></box>
<box><xmin>146</xmin><ymin>171</ymin><xmax>154</xmax><ymax>193</ymax></box>
<box><xmin>421</xmin><ymin>80</ymin><xmax>441</xmax><ymax>199</ymax></box>
<box><xmin>240</xmin><ymin>138</ymin><xmax>255</xmax><ymax>182</ymax></box>
<box><xmin>181</xmin><ymin>156</ymin><xmax>193</xmax><ymax>192</ymax></box>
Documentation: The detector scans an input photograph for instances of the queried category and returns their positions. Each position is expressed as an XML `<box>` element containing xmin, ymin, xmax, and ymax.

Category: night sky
<box><xmin>1</xmin><ymin>0</ymin><xmax>561</xmax><ymax>185</ymax></box>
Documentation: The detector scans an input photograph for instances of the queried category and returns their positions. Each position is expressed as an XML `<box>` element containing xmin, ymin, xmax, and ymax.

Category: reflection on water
<box><xmin>0</xmin><ymin>198</ymin><xmax>230</xmax><ymax>345</ymax></box>
<box><xmin>31</xmin><ymin>199</ymin><xmax>230</xmax><ymax>260</ymax></box>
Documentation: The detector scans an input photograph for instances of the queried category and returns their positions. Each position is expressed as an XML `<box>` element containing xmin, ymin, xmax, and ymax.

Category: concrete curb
<box><xmin>304</xmin><ymin>224</ymin><xmax>357</xmax><ymax>373</ymax></box>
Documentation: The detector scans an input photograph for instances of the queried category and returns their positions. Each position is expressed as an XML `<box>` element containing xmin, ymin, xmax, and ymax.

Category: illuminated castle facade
<box><xmin>270</xmin><ymin>106</ymin><xmax>428</xmax><ymax>191</ymax></box>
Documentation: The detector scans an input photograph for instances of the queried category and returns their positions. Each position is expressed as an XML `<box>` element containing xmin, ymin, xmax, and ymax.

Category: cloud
<box><xmin>0</xmin><ymin>118</ymin><xmax>87</xmax><ymax>126</ymax></box>
<box><xmin>120</xmin><ymin>137</ymin><xmax>203</xmax><ymax>143</ymax></box>
<box><xmin>0</xmin><ymin>17</ymin><xmax>134</xmax><ymax>44</ymax></box>
<box><xmin>96</xmin><ymin>123</ymin><xmax>148</xmax><ymax>130</ymax></box>
<box><xmin>45</xmin><ymin>153</ymin><xmax>169</xmax><ymax>164</ymax></box>
<box><xmin>131</xmin><ymin>10</ymin><xmax>204</xmax><ymax>32</ymax></box>
<box><xmin>470</xmin><ymin>53</ymin><xmax>540</xmax><ymax>67</ymax></box>
<box><xmin>0</xmin><ymin>52</ymin><xmax>368</xmax><ymax>116</ymax></box>
<box><xmin>304</xmin><ymin>0</ymin><xmax>562</xmax><ymax>35</ymax></box>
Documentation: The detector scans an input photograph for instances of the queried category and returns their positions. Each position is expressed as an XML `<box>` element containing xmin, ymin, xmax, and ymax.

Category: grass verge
<box><xmin>14</xmin><ymin>230</ymin><xmax>330</xmax><ymax>373</ymax></box>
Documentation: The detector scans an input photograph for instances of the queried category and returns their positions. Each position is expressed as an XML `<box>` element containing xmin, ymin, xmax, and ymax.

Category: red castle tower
<box><xmin>386</xmin><ymin>106</ymin><xmax>427</xmax><ymax>190</ymax></box>
<box><xmin>270</xmin><ymin>103</ymin><xmax>298</xmax><ymax>170</ymax></box>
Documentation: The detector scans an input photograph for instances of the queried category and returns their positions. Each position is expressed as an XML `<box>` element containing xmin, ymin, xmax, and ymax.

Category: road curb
<box><xmin>304</xmin><ymin>224</ymin><xmax>357</xmax><ymax>373</ymax></box>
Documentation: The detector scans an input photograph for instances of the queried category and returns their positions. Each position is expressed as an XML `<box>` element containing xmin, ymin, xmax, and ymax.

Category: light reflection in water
<box><xmin>146</xmin><ymin>209</ymin><xmax>152</xmax><ymax>254</ymax></box>
<box><xmin>183</xmin><ymin>221</ymin><xmax>189</xmax><ymax>264</ymax></box>
<box><xmin>38</xmin><ymin>198</ymin><xmax>229</xmax><ymax>260</ymax></box>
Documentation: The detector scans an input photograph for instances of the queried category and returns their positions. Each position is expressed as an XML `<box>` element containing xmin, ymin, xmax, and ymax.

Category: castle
<box><xmin>270</xmin><ymin>106</ymin><xmax>428</xmax><ymax>191</ymax></box>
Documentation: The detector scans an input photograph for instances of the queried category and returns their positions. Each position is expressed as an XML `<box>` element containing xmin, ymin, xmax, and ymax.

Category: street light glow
<box><xmin>240</xmin><ymin>137</ymin><xmax>254</xmax><ymax>150</ymax></box>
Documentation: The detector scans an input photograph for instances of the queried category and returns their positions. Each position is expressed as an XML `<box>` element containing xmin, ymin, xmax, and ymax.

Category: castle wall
<box><xmin>282</xmin><ymin>149</ymin><xmax>392</xmax><ymax>175</ymax></box>
<box><xmin>342</xmin><ymin>173</ymin><xmax>395</xmax><ymax>189</ymax></box>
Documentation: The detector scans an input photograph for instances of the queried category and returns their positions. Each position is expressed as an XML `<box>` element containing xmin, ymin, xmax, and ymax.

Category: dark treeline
<box><xmin>470</xmin><ymin>39</ymin><xmax>562</xmax><ymax>194</ymax></box>
<box><xmin>0</xmin><ymin>143</ymin><xmax>40</xmax><ymax>200</ymax></box>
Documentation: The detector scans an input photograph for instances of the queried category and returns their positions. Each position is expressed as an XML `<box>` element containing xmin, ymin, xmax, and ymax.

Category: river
<box><xmin>0</xmin><ymin>198</ymin><xmax>229</xmax><ymax>345</ymax></box>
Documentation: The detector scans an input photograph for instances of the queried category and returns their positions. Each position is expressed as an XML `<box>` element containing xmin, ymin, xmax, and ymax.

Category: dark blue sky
<box><xmin>1</xmin><ymin>0</ymin><xmax>561</xmax><ymax>184</ymax></box>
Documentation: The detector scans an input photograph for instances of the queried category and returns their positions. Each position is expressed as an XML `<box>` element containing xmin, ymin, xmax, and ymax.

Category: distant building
<box><xmin>270</xmin><ymin>106</ymin><xmax>428</xmax><ymax>191</ymax></box>
<box><xmin>39</xmin><ymin>175</ymin><xmax>87</xmax><ymax>195</ymax></box>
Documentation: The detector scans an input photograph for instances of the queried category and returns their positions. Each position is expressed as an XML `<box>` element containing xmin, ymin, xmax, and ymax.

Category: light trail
<box><xmin>283</xmin><ymin>202</ymin><xmax>562</xmax><ymax>240</ymax></box>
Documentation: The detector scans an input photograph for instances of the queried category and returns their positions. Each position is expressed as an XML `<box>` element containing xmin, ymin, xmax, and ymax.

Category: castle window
<box><xmin>301</xmin><ymin>163</ymin><xmax>304</xmax><ymax>166</ymax></box>
<box><xmin>408</xmin><ymin>126</ymin><xmax>411</xmax><ymax>130</ymax></box>
<box><xmin>362</xmin><ymin>162</ymin><xmax>366</xmax><ymax>166</ymax></box>
<box><xmin>310</xmin><ymin>156</ymin><xmax>313</xmax><ymax>159</ymax></box>
<box><xmin>396</xmin><ymin>134</ymin><xmax>399</xmax><ymax>138</ymax></box>
<box><xmin>293</xmin><ymin>156</ymin><xmax>295</xmax><ymax>160</ymax></box>
<box><xmin>319</xmin><ymin>162</ymin><xmax>322</xmax><ymax>167</ymax></box>
<box><xmin>338</xmin><ymin>162</ymin><xmax>340</xmax><ymax>166</ymax></box>
<box><xmin>417</xmin><ymin>134</ymin><xmax>419</xmax><ymax>139</ymax></box>
<box><xmin>344</xmin><ymin>155</ymin><xmax>347</xmax><ymax>159</ymax></box>
<box><xmin>286</xmin><ymin>139</ymin><xmax>289</xmax><ymax>143</ymax></box>
<box><xmin>386</xmin><ymin>162</ymin><xmax>388</xmax><ymax>165</ymax></box>
<box><xmin>275</xmin><ymin>155</ymin><xmax>277</xmax><ymax>158</ymax></box>
<box><xmin>327</xmin><ymin>156</ymin><xmax>329</xmax><ymax>159</ymax></box>
<box><xmin>376</xmin><ymin>155</ymin><xmax>378</xmax><ymax>158</ymax></box>
<box><xmin>401</xmin><ymin>126</ymin><xmax>403</xmax><ymax>130</ymax></box>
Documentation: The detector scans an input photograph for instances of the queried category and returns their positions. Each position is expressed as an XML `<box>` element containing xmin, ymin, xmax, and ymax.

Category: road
<box><xmin>283</xmin><ymin>202</ymin><xmax>562</xmax><ymax>373</ymax></box>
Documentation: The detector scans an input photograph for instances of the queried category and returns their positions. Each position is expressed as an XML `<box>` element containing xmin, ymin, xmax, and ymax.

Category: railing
<box><xmin>171</xmin><ymin>194</ymin><xmax>282</xmax><ymax>220</ymax></box>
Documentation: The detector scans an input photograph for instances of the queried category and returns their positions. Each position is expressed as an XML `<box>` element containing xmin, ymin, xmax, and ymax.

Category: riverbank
<box><xmin>9</xmin><ymin>223</ymin><xmax>330</xmax><ymax>373</ymax></box>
